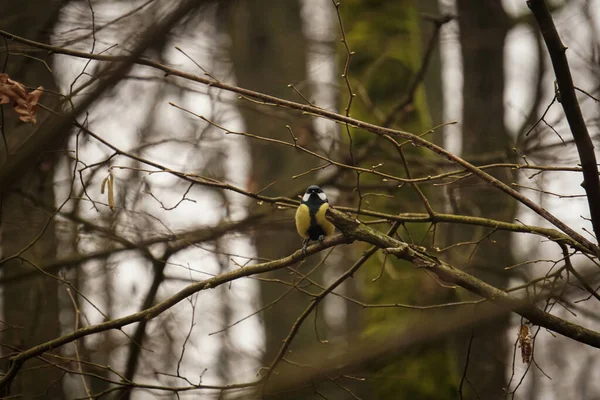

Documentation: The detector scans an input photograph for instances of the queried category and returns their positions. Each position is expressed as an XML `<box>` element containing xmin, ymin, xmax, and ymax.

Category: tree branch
<box><xmin>0</xmin><ymin>28</ymin><xmax>597</xmax><ymax>254</ymax></box>
<box><xmin>0</xmin><ymin>0</ymin><xmax>208</xmax><ymax>194</ymax></box>
<box><xmin>528</xmin><ymin>0</ymin><xmax>600</xmax><ymax>241</ymax></box>
<box><xmin>0</xmin><ymin>235</ymin><xmax>352</xmax><ymax>394</ymax></box>
<box><xmin>1</xmin><ymin>208</ymin><xmax>598</xmax><ymax>394</ymax></box>
<box><xmin>122</xmin><ymin>256</ymin><xmax>168</xmax><ymax>400</ymax></box>
<box><xmin>326</xmin><ymin>208</ymin><xmax>600</xmax><ymax>348</ymax></box>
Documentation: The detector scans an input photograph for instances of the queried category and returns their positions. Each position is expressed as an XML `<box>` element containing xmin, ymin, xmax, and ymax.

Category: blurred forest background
<box><xmin>1</xmin><ymin>0</ymin><xmax>600</xmax><ymax>398</ymax></box>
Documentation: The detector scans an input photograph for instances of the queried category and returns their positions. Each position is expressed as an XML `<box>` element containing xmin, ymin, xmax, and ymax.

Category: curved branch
<box><xmin>0</xmin><ymin>235</ymin><xmax>353</xmax><ymax>393</ymax></box>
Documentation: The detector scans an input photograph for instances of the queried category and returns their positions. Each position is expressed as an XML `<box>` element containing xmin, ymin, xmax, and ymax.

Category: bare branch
<box><xmin>0</xmin><ymin>29</ymin><xmax>596</xmax><ymax>253</ymax></box>
<box><xmin>528</xmin><ymin>0</ymin><xmax>600</xmax><ymax>241</ymax></box>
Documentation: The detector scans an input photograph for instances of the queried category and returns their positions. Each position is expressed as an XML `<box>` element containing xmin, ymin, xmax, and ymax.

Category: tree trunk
<box><xmin>0</xmin><ymin>2</ymin><xmax>67</xmax><ymax>398</ymax></box>
<box><xmin>451</xmin><ymin>1</ymin><xmax>515</xmax><ymax>398</ymax></box>
<box><xmin>221</xmin><ymin>0</ymin><xmax>322</xmax><ymax>382</ymax></box>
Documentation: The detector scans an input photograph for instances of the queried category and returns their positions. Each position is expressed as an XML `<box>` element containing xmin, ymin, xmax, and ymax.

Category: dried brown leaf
<box><xmin>0</xmin><ymin>73</ymin><xmax>44</xmax><ymax>124</ymax></box>
<box><xmin>518</xmin><ymin>323</ymin><xmax>532</xmax><ymax>364</ymax></box>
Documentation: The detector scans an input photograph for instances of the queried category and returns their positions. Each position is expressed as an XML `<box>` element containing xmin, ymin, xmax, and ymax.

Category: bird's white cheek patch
<box><xmin>318</xmin><ymin>192</ymin><xmax>327</xmax><ymax>202</ymax></box>
<box><xmin>302</xmin><ymin>193</ymin><xmax>310</xmax><ymax>202</ymax></box>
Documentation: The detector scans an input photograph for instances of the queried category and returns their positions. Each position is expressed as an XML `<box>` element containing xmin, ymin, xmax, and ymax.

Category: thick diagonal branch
<box><xmin>326</xmin><ymin>207</ymin><xmax>600</xmax><ymax>348</ymax></box>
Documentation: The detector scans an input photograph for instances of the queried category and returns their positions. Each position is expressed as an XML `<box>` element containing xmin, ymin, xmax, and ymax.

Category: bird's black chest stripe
<box><xmin>306</xmin><ymin>224</ymin><xmax>326</xmax><ymax>241</ymax></box>
<box><xmin>304</xmin><ymin>199</ymin><xmax>327</xmax><ymax>240</ymax></box>
<box><xmin>304</xmin><ymin>198</ymin><xmax>323</xmax><ymax>217</ymax></box>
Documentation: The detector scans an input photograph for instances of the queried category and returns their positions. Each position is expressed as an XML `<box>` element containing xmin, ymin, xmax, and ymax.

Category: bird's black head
<box><xmin>302</xmin><ymin>185</ymin><xmax>327</xmax><ymax>204</ymax></box>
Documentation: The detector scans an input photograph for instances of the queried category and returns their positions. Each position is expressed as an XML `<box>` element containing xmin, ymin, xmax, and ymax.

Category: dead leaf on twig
<box><xmin>0</xmin><ymin>73</ymin><xmax>44</xmax><ymax>123</ymax></box>
<box><xmin>518</xmin><ymin>323</ymin><xmax>532</xmax><ymax>364</ymax></box>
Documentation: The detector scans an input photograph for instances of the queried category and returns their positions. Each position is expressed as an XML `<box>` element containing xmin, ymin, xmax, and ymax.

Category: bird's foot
<box><xmin>318</xmin><ymin>235</ymin><xmax>325</xmax><ymax>243</ymax></box>
<box><xmin>301</xmin><ymin>239</ymin><xmax>310</xmax><ymax>256</ymax></box>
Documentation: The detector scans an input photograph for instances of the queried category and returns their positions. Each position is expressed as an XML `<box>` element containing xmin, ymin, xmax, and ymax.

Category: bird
<box><xmin>295</xmin><ymin>185</ymin><xmax>335</xmax><ymax>255</ymax></box>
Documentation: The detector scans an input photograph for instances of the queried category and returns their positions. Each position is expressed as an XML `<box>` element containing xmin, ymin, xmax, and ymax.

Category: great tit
<box><xmin>295</xmin><ymin>185</ymin><xmax>335</xmax><ymax>254</ymax></box>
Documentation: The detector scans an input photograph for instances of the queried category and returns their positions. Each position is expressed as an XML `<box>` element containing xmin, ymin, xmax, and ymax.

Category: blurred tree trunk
<box><xmin>417</xmin><ymin>0</ymin><xmax>444</xmax><ymax>143</ymax></box>
<box><xmin>339</xmin><ymin>1</ymin><xmax>456</xmax><ymax>398</ymax></box>
<box><xmin>449</xmin><ymin>1</ymin><xmax>515</xmax><ymax>398</ymax></box>
<box><xmin>0</xmin><ymin>1</ymin><xmax>68</xmax><ymax>398</ymax></box>
<box><xmin>220</xmin><ymin>0</ymin><xmax>323</xmax><ymax>392</ymax></box>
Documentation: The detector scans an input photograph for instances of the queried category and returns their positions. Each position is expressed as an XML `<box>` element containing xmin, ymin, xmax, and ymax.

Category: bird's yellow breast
<box><xmin>295</xmin><ymin>203</ymin><xmax>311</xmax><ymax>239</ymax></box>
<box><xmin>314</xmin><ymin>202</ymin><xmax>335</xmax><ymax>237</ymax></box>
<box><xmin>296</xmin><ymin>202</ymin><xmax>335</xmax><ymax>239</ymax></box>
